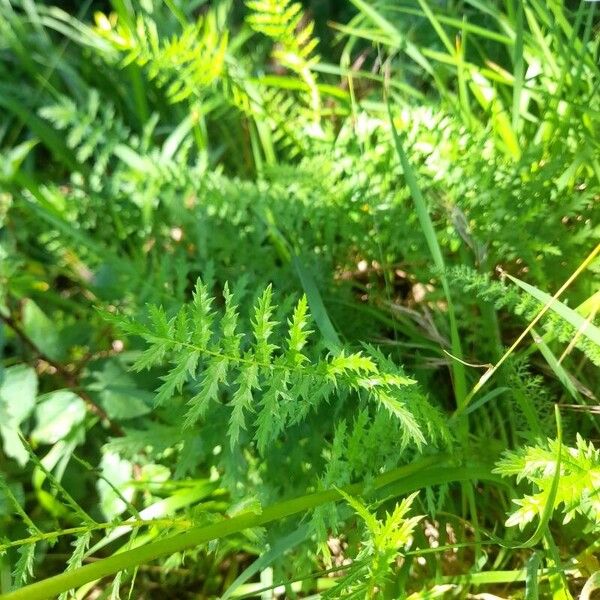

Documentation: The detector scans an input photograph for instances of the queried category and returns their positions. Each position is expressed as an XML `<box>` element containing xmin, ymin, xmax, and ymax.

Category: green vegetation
<box><xmin>0</xmin><ymin>0</ymin><xmax>599</xmax><ymax>597</ymax></box>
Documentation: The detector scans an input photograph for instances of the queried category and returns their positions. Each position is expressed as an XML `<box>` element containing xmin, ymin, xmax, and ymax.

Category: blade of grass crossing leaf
<box><xmin>387</xmin><ymin>101</ymin><xmax>467</xmax><ymax>408</ymax></box>
<box><xmin>293</xmin><ymin>256</ymin><xmax>342</xmax><ymax>352</ymax></box>
<box><xmin>221</xmin><ymin>525</ymin><xmax>311</xmax><ymax>600</ymax></box>
<box><xmin>559</xmin><ymin>291</ymin><xmax>600</xmax><ymax>362</ymax></box>
<box><xmin>525</xmin><ymin>552</ymin><xmax>541</xmax><ymax>600</ymax></box>
<box><xmin>531</xmin><ymin>329</ymin><xmax>579</xmax><ymax>401</ymax></box>
<box><xmin>4</xmin><ymin>456</ymin><xmax>497</xmax><ymax>600</ymax></box>
<box><xmin>491</xmin><ymin>405</ymin><xmax>563</xmax><ymax>550</ymax></box>
<box><xmin>459</xmin><ymin>243</ymin><xmax>600</xmax><ymax>411</ymax></box>
<box><xmin>507</xmin><ymin>272</ymin><xmax>600</xmax><ymax>347</ymax></box>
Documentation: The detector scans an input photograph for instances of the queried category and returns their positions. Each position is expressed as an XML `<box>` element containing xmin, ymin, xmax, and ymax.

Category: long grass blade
<box><xmin>525</xmin><ymin>552</ymin><xmax>541</xmax><ymax>600</ymax></box>
<box><xmin>459</xmin><ymin>243</ymin><xmax>600</xmax><ymax>411</ymax></box>
<box><xmin>511</xmin><ymin>0</ymin><xmax>525</xmax><ymax>133</ymax></box>
<box><xmin>386</xmin><ymin>100</ymin><xmax>467</xmax><ymax>408</ymax></box>
<box><xmin>1</xmin><ymin>457</ymin><xmax>503</xmax><ymax>600</ymax></box>
<box><xmin>507</xmin><ymin>272</ymin><xmax>600</xmax><ymax>347</ymax></box>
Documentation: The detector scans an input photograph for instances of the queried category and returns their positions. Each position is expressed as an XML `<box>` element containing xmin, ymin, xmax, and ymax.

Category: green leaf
<box><xmin>221</xmin><ymin>283</ymin><xmax>242</xmax><ymax>358</ymax></box>
<box><xmin>154</xmin><ymin>350</ymin><xmax>200</xmax><ymax>407</ymax></box>
<box><xmin>0</xmin><ymin>365</ymin><xmax>38</xmax><ymax>465</ymax></box>
<box><xmin>12</xmin><ymin>544</ymin><xmax>36</xmax><ymax>589</ymax></box>
<box><xmin>252</xmin><ymin>284</ymin><xmax>278</xmax><ymax>364</ymax></box>
<box><xmin>31</xmin><ymin>391</ymin><xmax>86</xmax><ymax>445</ymax></box>
<box><xmin>184</xmin><ymin>355</ymin><xmax>229</xmax><ymax>427</ymax></box>
<box><xmin>254</xmin><ymin>361</ymin><xmax>289</xmax><ymax>453</ymax></box>
<box><xmin>285</xmin><ymin>294</ymin><xmax>312</xmax><ymax>364</ymax></box>
<box><xmin>111</xmin><ymin>280</ymin><xmax>442</xmax><ymax>453</ymax></box>
<box><xmin>190</xmin><ymin>280</ymin><xmax>215</xmax><ymax>349</ymax></box>
<box><xmin>22</xmin><ymin>300</ymin><xmax>63</xmax><ymax>361</ymax></box>
<box><xmin>337</xmin><ymin>488</ymin><xmax>379</xmax><ymax>534</ymax></box>
<box><xmin>374</xmin><ymin>391</ymin><xmax>425</xmax><ymax>450</ymax></box>
<box><xmin>493</xmin><ymin>406</ymin><xmax>569</xmax><ymax>547</ymax></box>
<box><xmin>98</xmin><ymin>451</ymin><xmax>134</xmax><ymax>520</ymax></box>
<box><xmin>89</xmin><ymin>361</ymin><xmax>153</xmax><ymax>420</ymax></box>
<box><xmin>228</xmin><ymin>361</ymin><xmax>259</xmax><ymax>447</ymax></box>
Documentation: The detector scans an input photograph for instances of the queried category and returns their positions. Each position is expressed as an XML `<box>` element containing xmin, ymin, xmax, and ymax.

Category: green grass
<box><xmin>0</xmin><ymin>0</ymin><xmax>599</xmax><ymax>598</ymax></box>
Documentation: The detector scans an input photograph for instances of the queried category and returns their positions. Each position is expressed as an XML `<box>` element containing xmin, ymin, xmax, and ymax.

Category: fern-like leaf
<box><xmin>324</xmin><ymin>491</ymin><xmax>422</xmax><ymax>598</ymax></box>
<box><xmin>245</xmin><ymin>0</ymin><xmax>321</xmax><ymax>120</ymax></box>
<box><xmin>94</xmin><ymin>11</ymin><xmax>228</xmax><ymax>103</ymax></box>
<box><xmin>109</xmin><ymin>280</ymin><xmax>441</xmax><ymax>457</ymax></box>
<box><xmin>12</xmin><ymin>544</ymin><xmax>36</xmax><ymax>589</ymax></box>
<box><xmin>494</xmin><ymin>434</ymin><xmax>600</xmax><ymax>530</ymax></box>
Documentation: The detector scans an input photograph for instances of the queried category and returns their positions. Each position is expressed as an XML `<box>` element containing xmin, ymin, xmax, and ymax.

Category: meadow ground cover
<box><xmin>0</xmin><ymin>1</ymin><xmax>599</xmax><ymax>598</ymax></box>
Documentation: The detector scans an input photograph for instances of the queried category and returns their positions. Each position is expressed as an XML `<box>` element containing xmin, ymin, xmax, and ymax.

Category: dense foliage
<box><xmin>0</xmin><ymin>0</ymin><xmax>599</xmax><ymax>598</ymax></box>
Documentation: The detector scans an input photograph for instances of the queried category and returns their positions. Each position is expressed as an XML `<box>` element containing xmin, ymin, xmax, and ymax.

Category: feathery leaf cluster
<box><xmin>495</xmin><ymin>435</ymin><xmax>600</xmax><ymax>531</ymax></box>
<box><xmin>108</xmin><ymin>280</ymin><xmax>438</xmax><ymax>459</ymax></box>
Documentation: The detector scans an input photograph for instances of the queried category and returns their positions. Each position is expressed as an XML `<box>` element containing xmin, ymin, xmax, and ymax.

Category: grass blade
<box><xmin>531</xmin><ymin>329</ymin><xmax>579</xmax><ymax>401</ymax></box>
<box><xmin>387</xmin><ymin>101</ymin><xmax>467</xmax><ymax>408</ymax></box>
<box><xmin>525</xmin><ymin>552</ymin><xmax>541</xmax><ymax>600</ymax></box>
<box><xmin>507</xmin><ymin>273</ymin><xmax>600</xmax><ymax>347</ymax></box>
<box><xmin>460</xmin><ymin>243</ymin><xmax>600</xmax><ymax>411</ymax></box>
<box><xmin>221</xmin><ymin>525</ymin><xmax>311</xmax><ymax>600</ymax></box>
<box><xmin>2</xmin><ymin>456</ymin><xmax>503</xmax><ymax>600</ymax></box>
<box><xmin>294</xmin><ymin>256</ymin><xmax>342</xmax><ymax>352</ymax></box>
<box><xmin>511</xmin><ymin>0</ymin><xmax>525</xmax><ymax>133</ymax></box>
